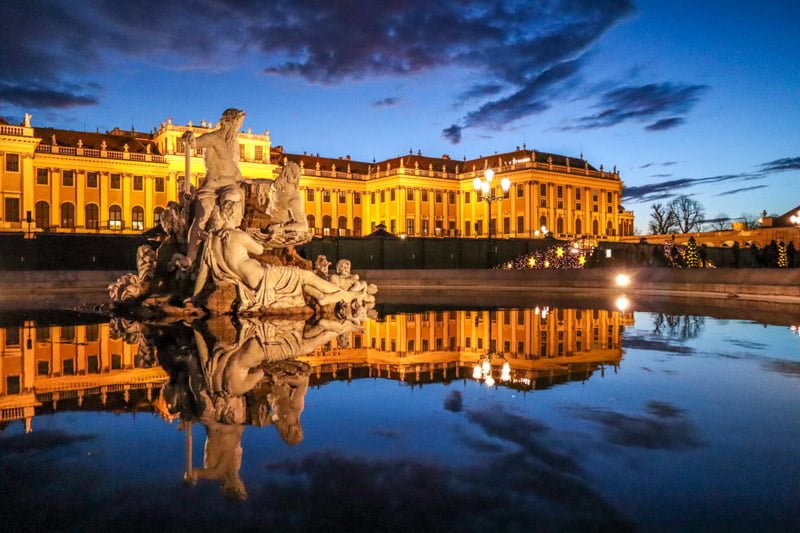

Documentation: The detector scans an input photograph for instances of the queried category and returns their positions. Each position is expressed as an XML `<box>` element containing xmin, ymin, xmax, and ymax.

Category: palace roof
<box><xmin>32</xmin><ymin>127</ymin><xmax>161</xmax><ymax>155</ymax></box>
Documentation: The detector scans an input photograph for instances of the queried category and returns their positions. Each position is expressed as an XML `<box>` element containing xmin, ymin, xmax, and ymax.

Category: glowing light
<box><xmin>399</xmin><ymin>233</ymin><xmax>407</xmax><ymax>240</ymax></box>
<box><xmin>540</xmin><ymin>225</ymin><xmax>547</xmax><ymax>233</ymax></box>
<box><xmin>481</xmin><ymin>181</ymin><xmax>490</xmax><ymax>195</ymax></box>
<box><xmin>528</xmin><ymin>257</ymin><xmax>536</xmax><ymax>267</ymax></box>
<box><xmin>578</xmin><ymin>256</ymin><xmax>586</xmax><ymax>265</ymax></box>
<box><xmin>540</xmin><ymin>307</ymin><xmax>549</xmax><ymax>319</ymax></box>
<box><xmin>555</xmin><ymin>247</ymin><xmax>565</xmax><ymax>258</ymax></box>
<box><xmin>544</xmin><ymin>260</ymin><xmax>550</xmax><ymax>268</ymax></box>
<box><xmin>500</xmin><ymin>177</ymin><xmax>511</xmax><ymax>192</ymax></box>
<box><xmin>615</xmin><ymin>273</ymin><xmax>631</xmax><ymax>287</ymax></box>
<box><xmin>472</xmin><ymin>365</ymin><xmax>482</xmax><ymax>379</ymax></box>
<box><xmin>472</xmin><ymin>177</ymin><xmax>482</xmax><ymax>191</ymax></box>
<box><xmin>484</xmin><ymin>376</ymin><xmax>495</xmax><ymax>387</ymax></box>
<box><xmin>481</xmin><ymin>359</ymin><xmax>491</xmax><ymax>375</ymax></box>
<box><xmin>500</xmin><ymin>362</ymin><xmax>511</xmax><ymax>382</ymax></box>
<box><xmin>534</xmin><ymin>306</ymin><xmax>540</xmax><ymax>315</ymax></box>
<box><xmin>615</xmin><ymin>295</ymin><xmax>630</xmax><ymax>311</ymax></box>
<box><xmin>485</xmin><ymin>168</ymin><xmax>495</xmax><ymax>182</ymax></box>
<box><xmin>534</xmin><ymin>230</ymin><xmax>540</xmax><ymax>236</ymax></box>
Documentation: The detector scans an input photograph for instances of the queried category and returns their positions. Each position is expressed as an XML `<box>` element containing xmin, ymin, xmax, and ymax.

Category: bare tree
<box><xmin>739</xmin><ymin>212</ymin><xmax>760</xmax><ymax>230</ymax></box>
<box><xmin>707</xmin><ymin>212</ymin><xmax>730</xmax><ymax>231</ymax></box>
<box><xmin>669</xmin><ymin>195</ymin><xmax>705</xmax><ymax>233</ymax></box>
<box><xmin>648</xmin><ymin>202</ymin><xmax>677</xmax><ymax>234</ymax></box>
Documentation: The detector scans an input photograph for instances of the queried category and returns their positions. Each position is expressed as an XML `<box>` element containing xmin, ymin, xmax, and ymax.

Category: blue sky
<box><xmin>1</xmin><ymin>0</ymin><xmax>798</xmax><ymax>232</ymax></box>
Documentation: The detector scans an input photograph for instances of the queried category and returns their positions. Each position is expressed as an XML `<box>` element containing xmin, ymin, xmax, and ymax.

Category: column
<box><xmin>76</xmin><ymin>170</ymin><xmax>86</xmax><ymax>228</ymax></box>
<box><xmin>50</xmin><ymin>168</ymin><xmax>61</xmax><ymax>226</ymax></box>
<box><xmin>122</xmin><ymin>174</ymin><xmax>132</xmax><ymax>230</ymax></box>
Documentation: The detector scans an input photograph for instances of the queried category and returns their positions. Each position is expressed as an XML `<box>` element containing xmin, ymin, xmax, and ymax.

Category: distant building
<box><xmin>0</xmin><ymin>116</ymin><xmax>634</xmax><ymax>240</ymax></box>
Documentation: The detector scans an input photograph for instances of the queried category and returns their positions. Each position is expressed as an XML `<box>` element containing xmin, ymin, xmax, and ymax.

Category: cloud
<box><xmin>570</xmin><ymin>82</ymin><xmax>707</xmax><ymax>131</ymax></box>
<box><xmin>458</xmin><ymin>83</ymin><xmax>504</xmax><ymax>100</ymax></box>
<box><xmin>569</xmin><ymin>401</ymin><xmax>704</xmax><ymax>450</ymax></box>
<box><xmin>623</xmin><ymin>173</ymin><xmax>765</xmax><ymax>203</ymax></box>
<box><xmin>442</xmin><ymin>124</ymin><xmax>463</xmax><ymax>144</ymax></box>
<box><xmin>443</xmin><ymin>390</ymin><xmax>463</xmax><ymax>412</ymax></box>
<box><xmin>714</xmin><ymin>185</ymin><xmax>768</xmax><ymax>197</ymax></box>
<box><xmin>0</xmin><ymin>430</ymin><xmax>96</xmax><ymax>453</ymax></box>
<box><xmin>650</xmin><ymin>173</ymin><xmax>673</xmax><ymax>178</ymax></box>
<box><xmin>0</xmin><ymin>82</ymin><xmax>98</xmax><ymax>109</ymax></box>
<box><xmin>759</xmin><ymin>157</ymin><xmax>800</xmax><ymax>173</ymax></box>
<box><xmin>639</xmin><ymin>162</ymin><xmax>676</xmax><ymax>169</ymax></box>
<box><xmin>371</xmin><ymin>96</ymin><xmax>400</xmax><ymax>108</ymax></box>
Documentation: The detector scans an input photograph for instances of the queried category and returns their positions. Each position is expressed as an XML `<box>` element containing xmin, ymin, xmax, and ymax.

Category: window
<box><xmin>88</xmin><ymin>355</ymin><xmax>99</xmax><ymax>374</ymax></box>
<box><xmin>60</xmin><ymin>202</ymin><xmax>75</xmax><ymax>228</ymax></box>
<box><xmin>449</xmin><ymin>192</ymin><xmax>456</xmax><ymax>204</ymax></box>
<box><xmin>62</xmin><ymin>170</ymin><xmax>74</xmax><ymax>187</ymax></box>
<box><xmin>87</xmin><ymin>172</ymin><xmax>99</xmax><ymax>188</ymax></box>
<box><xmin>111</xmin><ymin>354</ymin><xmax>122</xmax><ymax>370</ymax></box>
<box><xmin>517</xmin><ymin>215</ymin><xmax>524</xmax><ymax>234</ymax></box>
<box><xmin>575</xmin><ymin>218</ymin><xmax>582</xmax><ymax>235</ymax></box>
<box><xmin>133</xmin><ymin>176</ymin><xmax>143</xmax><ymax>191</ymax></box>
<box><xmin>557</xmin><ymin>217</ymin><xmax>564</xmax><ymax>234</ymax></box>
<box><xmin>390</xmin><ymin>189</ymin><xmax>395</xmax><ymax>201</ymax></box>
<box><xmin>464</xmin><ymin>221</ymin><xmax>471</xmax><ymax>237</ymax></box>
<box><xmin>421</xmin><ymin>190</ymin><xmax>428</xmax><ymax>202</ymax></box>
<box><xmin>475</xmin><ymin>220</ymin><xmax>483</xmax><ymax>235</ymax></box>
<box><xmin>517</xmin><ymin>184</ymin><xmax>524</xmax><ymax>197</ymax></box>
<box><xmin>489</xmin><ymin>219</ymin><xmax>497</xmax><ymax>236</ymax></box>
<box><xmin>37</xmin><ymin>168</ymin><xmax>49</xmax><ymax>185</ymax></box>
<box><xmin>466</xmin><ymin>337</ymin><xmax>471</xmax><ymax>348</ymax></box>
<box><xmin>371</xmin><ymin>192</ymin><xmax>376</xmax><ymax>204</ymax></box>
<box><xmin>407</xmin><ymin>189</ymin><xmax>414</xmax><ymax>201</ymax></box>
<box><xmin>5</xmin><ymin>153</ymin><xmax>19</xmax><ymax>172</ymax></box>
<box><xmin>337</xmin><ymin>216</ymin><xmax>347</xmax><ymax>235</ymax></box>
<box><xmin>353</xmin><ymin>217</ymin><xmax>362</xmax><ymax>236</ymax></box>
<box><xmin>5</xmin><ymin>327</ymin><xmax>19</xmax><ymax>346</ymax></box>
<box><xmin>86</xmin><ymin>204</ymin><xmax>99</xmax><ymax>229</ymax></box>
<box><xmin>61</xmin><ymin>325</ymin><xmax>75</xmax><ymax>341</ymax></box>
<box><xmin>338</xmin><ymin>191</ymin><xmax>346</xmax><ymax>203</ymax></box>
<box><xmin>517</xmin><ymin>312</ymin><xmax>525</xmax><ymax>325</ymax></box>
<box><xmin>154</xmin><ymin>177</ymin><xmax>164</xmax><ymax>192</ymax></box>
<box><xmin>37</xmin><ymin>361</ymin><xmax>49</xmax><ymax>376</ymax></box>
<box><xmin>592</xmin><ymin>219</ymin><xmax>599</xmax><ymax>235</ymax></box>
<box><xmin>557</xmin><ymin>185</ymin><xmax>563</xmax><ymax>198</ymax></box>
<box><xmin>239</xmin><ymin>143</ymin><xmax>246</xmax><ymax>160</ymax></box>
<box><xmin>607</xmin><ymin>191</ymin><xmax>613</xmax><ymax>203</ymax></box>
<box><xmin>63</xmin><ymin>359</ymin><xmax>75</xmax><ymax>375</ymax></box>
<box><xmin>4</xmin><ymin>198</ymin><xmax>20</xmax><ymax>222</ymax></box>
<box><xmin>132</xmin><ymin>206</ymin><xmax>144</xmax><ymax>231</ymax></box>
<box><xmin>109</xmin><ymin>205</ymin><xmax>122</xmax><ymax>230</ymax></box>
<box><xmin>35</xmin><ymin>201</ymin><xmax>49</xmax><ymax>229</ymax></box>
<box><xmin>435</xmin><ymin>192</ymin><xmax>442</xmax><ymax>203</ymax></box>
<box><xmin>421</xmin><ymin>219</ymin><xmax>429</xmax><ymax>236</ymax></box>
<box><xmin>254</xmin><ymin>145</ymin><xmax>264</xmax><ymax>161</ymax></box>
<box><xmin>406</xmin><ymin>218</ymin><xmax>414</xmax><ymax>235</ymax></box>
<box><xmin>110</xmin><ymin>174</ymin><xmax>121</xmax><ymax>189</ymax></box>
<box><xmin>465</xmin><ymin>191</ymin><xmax>471</xmax><ymax>203</ymax></box>
<box><xmin>503</xmin><ymin>217</ymin><xmax>510</xmax><ymax>234</ymax></box>
<box><xmin>322</xmin><ymin>190</ymin><xmax>330</xmax><ymax>202</ymax></box>
<box><xmin>540</xmin><ymin>183</ymin><xmax>547</xmax><ymax>197</ymax></box>
<box><xmin>322</xmin><ymin>215</ymin><xmax>331</xmax><ymax>235</ymax></box>
<box><xmin>390</xmin><ymin>219</ymin><xmax>396</xmax><ymax>234</ymax></box>
<box><xmin>6</xmin><ymin>376</ymin><xmax>20</xmax><ymax>395</ymax></box>
<box><xmin>407</xmin><ymin>340</ymin><xmax>415</xmax><ymax>351</ymax></box>
<box><xmin>540</xmin><ymin>215</ymin><xmax>547</xmax><ymax>231</ymax></box>
<box><xmin>307</xmin><ymin>214</ymin><xmax>315</xmax><ymax>229</ymax></box>
<box><xmin>86</xmin><ymin>323</ymin><xmax>99</xmax><ymax>341</ymax></box>
<box><xmin>380</xmin><ymin>190</ymin><xmax>385</xmax><ymax>202</ymax></box>
<box><xmin>353</xmin><ymin>192</ymin><xmax>360</xmax><ymax>204</ymax></box>
<box><xmin>306</xmin><ymin>189</ymin><xmax>315</xmax><ymax>201</ymax></box>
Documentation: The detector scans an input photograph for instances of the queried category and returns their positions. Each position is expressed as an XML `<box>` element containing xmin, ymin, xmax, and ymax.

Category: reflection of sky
<box><xmin>1</xmin><ymin>311</ymin><xmax>799</xmax><ymax>530</ymax></box>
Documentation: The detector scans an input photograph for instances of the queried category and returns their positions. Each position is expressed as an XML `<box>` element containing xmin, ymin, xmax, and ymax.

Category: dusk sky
<box><xmin>1</xmin><ymin>0</ymin><xmax>798</xmax><ymax>232</ymax></box>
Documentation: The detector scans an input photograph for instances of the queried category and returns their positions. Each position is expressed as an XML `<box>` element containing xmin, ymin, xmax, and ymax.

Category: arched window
<box><xmin>539</xmin><ymin>215</ymin><xmax>547</xmax><ymax>232</ymax></box>
<box><xmin>556</xmin><ymin>216</ymin><xmax>564</xmax><ymax>234</ymax></box>
<box><xmin>575</xmin><ymin>218</ymin><xmax>582</xmax><ymax>235</ymax></box>
<box><xmin>353</xmin><ymin>216</ymin><xmax>362</xmax><ymax>236</ymax></box>
<box><xmin>606</xmin><ymin>220</ymin><xmax>614</xmax><ymax>236</ymax></box>
<box><xmin>592</xmin><ymin>219</ymin><xmax>599</xmax><ymax>236</ymax></box>
<box><xmin>60</xmin><ymin>202</ymin><xmax>75</xmax><ymax>228</ymax></box>
<box><xmin>322</xmin><ymin>215</ymin><xmax>332</xmax><ymax>236</ymax></box>
<box><xmin>307</xmin><ymin>214</ymin><xmax>315</xmax><ymax>233</ymax></box>
<box><xmin>132</xmin><ymin>206</ymin><xmax>145</xmax><ymax>231</ymax></box>
<box><xmin>109</xmin><ymin>205</ymin><xmax>122</xmax><ymax>230</ymax></box>
<box><xmin>338</xmin><ymin>216</ymin><xmax>347</xmax><ymax>236</ymax></box>
<box><xmin>86</xmin><ymin>204</ymin><xmax>99</xmax><ymax>230</ymax></box>
<box><xmin>35</xmin><ymin>201</ymin><xmax>49</xmax><ymax>229</ymax></box>
<box><xmin>154</xmin><ymin>207</ymin><xmax>165</xmax><ymax>225</ymax></box>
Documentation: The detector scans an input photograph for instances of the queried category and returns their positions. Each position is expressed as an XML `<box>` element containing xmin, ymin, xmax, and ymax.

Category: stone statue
<box><xmin>24</xmin><ymin>113</ymin><xmax>31</xmax><ymax>127</ymax></box>
<box><xmin>314</xmin><ymin>255</ymin><xmax>331</xmax><ymax>279</ymax></box>
<box><xmin>194</xmin><ymin>187</ymin><xmax>367</xmax><ymax>314</ymax></box>
<box><xmin>262</xmin><ymin>161</ymin><xmax>310</xmax><ymax>245</ymax></box>
<box><xmin>179</xmin><ymin>108</ymin><xmax>248</xmax><ymax>267</ymax></box>
<box><xmin>331</xmin><ymin>259</ymin><xmax>377</xmax><ymax>309</ymax></box>
<box><xmin>109</xmin><ymin>245</ymin><xmax>155</xmax><ymax>305</ymax></box>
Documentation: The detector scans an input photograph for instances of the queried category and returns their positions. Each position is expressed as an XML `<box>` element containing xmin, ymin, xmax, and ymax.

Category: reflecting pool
<box><xmin>1</xmin><ymin>306</ymin><xmax>799</xmax><ymax>531</ymax></box>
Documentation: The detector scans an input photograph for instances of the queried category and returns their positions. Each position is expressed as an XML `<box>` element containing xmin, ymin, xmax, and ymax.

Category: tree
<box><xmin>739</xmin><ymin>212</ymin><xmax>760</xmax><ymax>230</ymax></box>
<box><xmin>648</xmin><ymin>202</ymin><xmax>677</xmax><ymax>234</ymax></box>
<box><xmin>707</xmin><ymin>212</ymin><xmax>730</xmax><ymax>231</ymax></box>
<box><xmin>669</xmin><ymin>195</ymin><xmax>705</xmax><ymax>233</ymax></box>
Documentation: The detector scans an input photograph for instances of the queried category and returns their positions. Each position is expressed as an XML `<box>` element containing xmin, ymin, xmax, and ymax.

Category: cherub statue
<box><xmin>261</xmin><ymin>161</ymin><xmax>310</xmax><ymax>246</ymax></box>
<box><xmin>314</xmin><ymin>255</ymin><xmax>331</xmax><ymax>279</ymax></box>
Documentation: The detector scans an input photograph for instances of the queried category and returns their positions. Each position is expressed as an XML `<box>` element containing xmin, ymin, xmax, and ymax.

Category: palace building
<box><xmin>0</xmin><ymin>116</ymin><xmax>634</xmax><ymax>240</ymax></box>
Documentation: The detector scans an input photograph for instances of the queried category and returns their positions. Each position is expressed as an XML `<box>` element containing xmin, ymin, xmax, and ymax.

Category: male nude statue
<box><xmin>178</xmin><ymin>108</ymin><xmax>247</xmax><ymax>267</ymax></box>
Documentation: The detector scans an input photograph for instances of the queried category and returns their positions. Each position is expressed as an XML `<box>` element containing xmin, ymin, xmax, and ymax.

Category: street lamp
<box><xmin>472</xmin><ymin>168</ymin><xmax>511</xmax><ymax>240</ymax></box>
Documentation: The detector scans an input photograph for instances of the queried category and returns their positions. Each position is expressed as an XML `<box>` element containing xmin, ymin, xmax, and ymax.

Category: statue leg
<box><xmin>186</xmin><ymin>197</ymin><xmax>215</xmax><ymax>264</ymax></box>
<box><xmin>300</xmin><ymin>272</ymin><xmax>364</xmax><ymax>307</ymax></box>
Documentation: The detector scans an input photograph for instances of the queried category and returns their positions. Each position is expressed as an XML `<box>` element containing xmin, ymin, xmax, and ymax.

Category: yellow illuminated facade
<box><xmin>0</xmin><ymin>117</ymin><xmax>634</xmax><ymax>239</ymax></box>
<box><xmin>0</xmin><ymin>308</ymin><xmax>632</xmax><ymax>429</ymax></box>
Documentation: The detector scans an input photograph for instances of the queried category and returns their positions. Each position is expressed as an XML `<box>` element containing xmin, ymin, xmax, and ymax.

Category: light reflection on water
<box><xmin>0</xmin><ymin>306</ymin><xmax>798</xmax><ymax>531</ymax></box>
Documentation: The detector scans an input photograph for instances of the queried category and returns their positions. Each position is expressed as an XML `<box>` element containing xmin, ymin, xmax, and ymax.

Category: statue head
<box><xmin>335</xmin><ymin>259</ymin><xmax>351</xmax><ymax>276</ymax></box>
<box><xmin>315</xmin><ymin>255</ymin><xmax>330</xmax><ymax>274</ymax></box>
<box><xmin>218</xmin><ymin>187</ymin><xmax>245</xmax><ymax>228</ymax></box>
<box><xmin>220</xmin><ymin>108</ymin><xmax>246</xmax><ymax>128</ymax></box>
<box><xmin>277</xmin><ymin>161</ymin><xmax>301</xmax><ymax>187</ymax></box>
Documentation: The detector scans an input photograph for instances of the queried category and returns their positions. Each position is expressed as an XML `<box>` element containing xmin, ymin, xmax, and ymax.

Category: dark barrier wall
<box><xmin>0</xmin><ymin>233</ymin><xmax>149</xmax><ymax>270</ymax></box>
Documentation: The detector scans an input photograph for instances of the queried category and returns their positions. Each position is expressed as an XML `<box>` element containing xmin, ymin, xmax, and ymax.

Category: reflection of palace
<box><xmin>0</xmin><ymin>308</ymin><xmax>633</xmax><ymax>429</ymax></box>
<box><xmin>0</xmin><ymin>117</ymin><xmax>633</xmax><ymax>239</ymax></box>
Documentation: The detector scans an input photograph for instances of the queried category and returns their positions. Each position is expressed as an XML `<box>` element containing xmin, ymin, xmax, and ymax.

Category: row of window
<box><xmin>29</xmin><ymin>201</ymin><xmax>163</xmax><ymax>231</ymax></box>
<box><xmin>33</xmin><ymin>169</ymin><xmax>166</xmax><ymax>192</ymax></box>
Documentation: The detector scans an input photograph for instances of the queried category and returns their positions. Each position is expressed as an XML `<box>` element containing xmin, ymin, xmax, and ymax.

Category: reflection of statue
<box><xmin>109</xmin><ymin>245</ymin><xmax>155</xmax><ymax>305</ymax></box>
<box><xmin>195</xmin><ymin>187</ymin><xmax>365</xmax><ymax>313</ymax></box>
<box><xmin>180</xmin><ymin>108</ymin><xmax>248</xmax><ymax>266</ymax></box>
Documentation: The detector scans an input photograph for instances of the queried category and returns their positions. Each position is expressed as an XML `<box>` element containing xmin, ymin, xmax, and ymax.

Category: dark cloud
<box><xmin>371</xmin><ymin>96</ymin><xmax>400</xmax><ymax>108</ymax></box>
<box><xmin>458</xmin><ymin>83</ymin><xmax>504</xmax><ymax>100</ymax></box>
<box><xmin>639</xmin><ymin>161</ymin><xmax>677</xmax><ymax>168</ymax></box>
<box><xmin>0</xmin><ymin>430</ymin><xmax>95</xmax><ymax>454</ymax></box>
<box><xmin>623</xmin><ymin>337</ymin><xmax>695</xmax><ymax>354</ymax></box>
<box><xmin>623</xmin><ymin>173</ymin><xmax>765</xmax><ymax>203</ymax></box>
<box><xmin>714</xmin><ymin>185</ymin><xmax>768</xmax><ymax>197</ymax></box>
<box><xmin>570</xmin><ymin>401</ymin><xmax>704</xmax><ymax>450</ymax></box>
<box><xmin>570</xmin><ymin>82</ymin><xmax>707</xmax><ymax>131</ymax></box>
<box><xmin>650</xmin><ymin>173</ymin><xmax>673</xmax><ymax>178</ymax></box>
<box><xmin>443</xmin><ymin>390</ymin><xmax>463</xmax><ymax>412</ymax></box>
<box><xmin>645</xmin><ymin>117</ymin><xmax>684</xmax><ymax>131</ymax></box>
<box><xmin>762</xmin><ymin>360</ymin><xmax>800</xmax><ymax>378</ymax></box>
<box><xmin>0</xmin><ymin>82</ymin><xmax>98</xmax><ymax>109</ymax></box>
<box><xmin>442</xmin><ymin>124</ymin><xmax>463</xmax><ymax>144</ymax></box>
<box><xmin>759</xmin><ymin>157</ymin><xmax>800</xmax><ymax>173</ymax></box>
